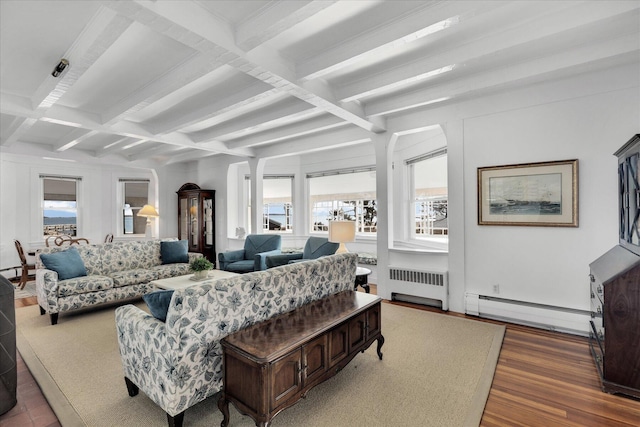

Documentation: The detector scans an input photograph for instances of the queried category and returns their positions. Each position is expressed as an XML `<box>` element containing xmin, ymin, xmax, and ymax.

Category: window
<box><xmin>408</xmin><ymin>148</ymin><xmax>448</xmax><ymax>239</ymax></box>
<box><xmin>263</xmin><ymin>176</ymin><xmax>293</xmax><ymax>233</ymax></box>
<box><xmin>120</xmin><ymin>179</ymin><xmax>149</xmax><ymax>235</ymax></box>
<box><xmin>308</xmin><ymin>168</ymin><xmax>377</xmax><ymax>234</ymax></box>
<box><xmin>42</xmin><ymin>176</ymin><xmax>80</xmax><ymax>237</ymax></box>
<box><xmin>245</xmin><ymin>176</ymin><xmax>294</xmax><ymax>233</ymax></box>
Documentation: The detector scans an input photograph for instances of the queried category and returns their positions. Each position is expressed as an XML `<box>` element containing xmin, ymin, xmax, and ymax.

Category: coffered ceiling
<box><xmin>1</xmin><ymin>1</ymin><xmax>638</xmax><ymax>167</ymax></box>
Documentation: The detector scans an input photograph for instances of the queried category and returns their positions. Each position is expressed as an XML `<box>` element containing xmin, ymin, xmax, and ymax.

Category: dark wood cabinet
<box><xmin>219</xmin><ymin>291</ymin><xmax>384</xmax><ymax>427</ymax></box>
<box><xmin>588</xmin><ymin>135</ymin><xmax>640</xmax><ymax>399</ymax></box>
<box><xmin>176</xmin><ymin>183</ymin><xmax>215</xmax><ymax>264</ymax></box>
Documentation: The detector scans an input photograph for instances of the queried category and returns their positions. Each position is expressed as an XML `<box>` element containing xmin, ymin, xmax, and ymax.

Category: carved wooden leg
<box><xmin>218</xmin><ymin>394</ymin><xmax>230</xmax><ymax>427</ymax></box>
<box><xmin>376</xmin><ymin>335</ymin><xmax>385</xmax><ymax>360</ymax></box>
<box><xmin>50</xmin><ymin>313</ymin><xmax>58</xmax><ymax>325</ymax></box>
<box><xmin>124</xmin><ymin>377</ymin><xmax>139</xmax><ymax>396</ymax></box>
<box><xmin>167</xmin><ymin>411</ymin><xmax>184</xmax><ymax>427</ymax></box>
<box><xmin>39</xmin><ymin>306</ymin><xmax>45</xmax><ymax>315</ymax></box>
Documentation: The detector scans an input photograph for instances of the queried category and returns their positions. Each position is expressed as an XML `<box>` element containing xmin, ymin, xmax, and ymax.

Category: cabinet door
<box><xmin>349</xmin><ymin>312</ymin><xmax>367</xmax><ymax>353</ymax></box>
<box><xmin>270</xmin><ymin>349</ymin><xmax>302</xmax><ymax>411</ymax></box>
<box><xmin>179</xmin><ymin>197</ymin><xmax>189</xmax><ymax>241</ymax></box>
<box><xmin>188</xmin><ymin>196</ymin><xmax>199</xmax><ymax>251</ymax></box>
<box><xmin>329</xmin><ymin>322</ymin><xmax>349</xmax><ymax>367</ymax></box>
<box><xmin>366</xmin><ymin>303</ymin><xmax>382</xmax><ymax>340</ymax></box>
<box><xmin>302</xmin><ymin>335</ymin><xmax>328</xmax><ymax>387</ymax></box>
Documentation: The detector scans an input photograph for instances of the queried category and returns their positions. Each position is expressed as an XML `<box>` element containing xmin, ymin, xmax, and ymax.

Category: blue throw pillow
<box><xmin>40</xmin><ymin>246</ymin><xmax>88</xmax><ymax>281</ymax></box>
<box><xmin>143</xmin><ymin>290</ymin><xmax>174</xmax><ymax>322</ymax></box>
<box><xmin>161</xmin><ymin>240</ymin><xmax>189</xmax><ymax>264</ymax></box>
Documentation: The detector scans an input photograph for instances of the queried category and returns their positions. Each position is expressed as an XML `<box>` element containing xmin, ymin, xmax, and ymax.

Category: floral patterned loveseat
<box><xmin>115</xmin><ymin>252</ymin><xmax>357</xmax><ymax>427</ymax></box>
<box><xmin>36</xmin><ymin>239</ymin><xmax>200</xmax><ymax>325</ymax></box>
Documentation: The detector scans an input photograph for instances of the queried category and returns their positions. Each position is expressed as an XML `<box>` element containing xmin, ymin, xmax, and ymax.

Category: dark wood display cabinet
<box><xmin>588</xmin><ymin>134</ymin><xmax>640</xmax><ymax>399</ymax></box>
<box><xmin>176</xmin><ymin>183</ymin><xmax>216</xmax><ymax>264</ymax></box>
<box><xmin>218</xmin><ymin>291</ymin><xmax>384</xmax><ymax>427</ymax></box>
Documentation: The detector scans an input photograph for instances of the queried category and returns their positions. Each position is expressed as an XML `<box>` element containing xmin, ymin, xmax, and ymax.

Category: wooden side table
<box><xmin>355</xmin><ymin>266</ymin><xmax>371</xmax><ymax>293</ymax></box>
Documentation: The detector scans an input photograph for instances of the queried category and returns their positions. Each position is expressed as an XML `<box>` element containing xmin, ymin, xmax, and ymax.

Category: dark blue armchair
<box><xmin>266</xmin><ymin>236</ymin><xmax>338</xmax><ymax>268</ymax></box>
<box><xmin>218</xmin><ymin>234</ymin><xmax>282</xmax><ymax>273</ymax></box>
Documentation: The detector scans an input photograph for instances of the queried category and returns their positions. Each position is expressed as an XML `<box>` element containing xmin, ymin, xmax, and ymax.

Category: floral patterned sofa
<box><xmin>115</xmin><ymin>252</ymin><xmax>357</xmax><ymax>427</ymax></box>
<box><xmin>35</xmin><ymin>239</ymin><xmax>200</xmax><ymax>325</ymax></box>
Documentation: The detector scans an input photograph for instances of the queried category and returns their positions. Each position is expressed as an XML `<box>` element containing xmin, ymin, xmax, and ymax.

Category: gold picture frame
<box><xmin>478</xmin><ymin>159</ymin><xmax>578</xmax><ymax>227</ymax></box>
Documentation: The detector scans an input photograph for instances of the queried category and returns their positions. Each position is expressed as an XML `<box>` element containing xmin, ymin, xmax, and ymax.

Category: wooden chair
<box><xmin>14</xmin><ymin>240</ymin><xmax>36</xmax><ymax>290</ymax></box>
<box><xmin>69</xmin><ymin>237</ymin><xmax>90</xmax><ymax>245</ymax></box>
<box><xmin>45</xmin><ymin>235</ymin><xmax>89</xmax><ymax>247</ymax></box>
<box><xmin>104</xmin><ymin>233</ymin><xmax>114</xmax><ymax>243</ymax></box>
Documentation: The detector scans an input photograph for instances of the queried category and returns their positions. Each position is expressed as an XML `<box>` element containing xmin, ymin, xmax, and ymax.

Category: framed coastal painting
<box><xmin>478</xmin><ymin>159</ymin><xmax>578</xmax><ymax>227</ymax></box>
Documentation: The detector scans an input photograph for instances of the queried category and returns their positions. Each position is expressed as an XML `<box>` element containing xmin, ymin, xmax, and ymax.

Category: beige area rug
<box><xmin>16</xmin><ymin>301</ymin><xmax>505</xmax><ymax>427</ymax></box>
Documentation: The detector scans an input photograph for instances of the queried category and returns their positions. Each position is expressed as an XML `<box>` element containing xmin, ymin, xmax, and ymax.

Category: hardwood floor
<box><xmin>3</xmin><ymin>289</ymin><xmax>639</xmax><ymax>427</ymax></box>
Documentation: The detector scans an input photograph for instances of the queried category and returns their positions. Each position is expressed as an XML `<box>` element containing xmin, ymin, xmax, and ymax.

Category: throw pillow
<box><xmin>142</xmin><ymin>290</ymin><xmax>174</xmax><ymax>322</ymax></box>
<box><xmin>161</xmin><ymin>240</ymin><xmax>189</xmax><ymax>264</ymax></box>
<box><xmin>39</xmin><ymin>246</ymin><xmax>88</xmax><ymax>281</ymax></box>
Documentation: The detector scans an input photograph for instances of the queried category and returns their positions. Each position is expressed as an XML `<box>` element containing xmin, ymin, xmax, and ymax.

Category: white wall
<box><xmin>463</xmin><ymin>87</ymin><xmax>635</xmax><ymax>310</ymax></box>
<box><xmin>379</xmin><ymin>62</ymin><xmax>639</xmax><ymax>317</ymax></box>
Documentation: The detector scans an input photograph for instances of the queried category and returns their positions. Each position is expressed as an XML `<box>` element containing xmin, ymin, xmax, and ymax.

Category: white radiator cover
<box><xmin>388</xmin><ymin>266</ymin><xmax>448</xmax><ymax>310</ymax></box>
<box><xmin>465</xmin><ymin>293</ymin><xmax>590</xmax><ymax>336</ymax></box>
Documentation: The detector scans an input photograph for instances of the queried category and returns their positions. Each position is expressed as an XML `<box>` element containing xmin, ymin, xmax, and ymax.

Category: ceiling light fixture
<box><xmin>51</xmin><ymin>59</ymin><xmax>69</xmax><ymax>77</ymax></box>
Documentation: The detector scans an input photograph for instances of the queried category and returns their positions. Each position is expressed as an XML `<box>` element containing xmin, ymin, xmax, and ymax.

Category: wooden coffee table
<box><xmin>151</xmin><ymin>270</ymin><xmax>239</xmax><ymax>290</ymax></box>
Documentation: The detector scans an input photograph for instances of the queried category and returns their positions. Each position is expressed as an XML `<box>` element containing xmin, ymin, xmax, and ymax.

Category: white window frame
<box><xmin>118</xmin><ymin>178</ymin><xmax>150</xmax><ymax>237</ymax></box>
<box><xmin>406</xmin><ymin>148</ymin><xmax>448</xmax><ymax>244</ymax></box>
<box><xmin>307</xmin><ymin>167</ymin><xmax>377</xmax><ymax>235</ymax></box>
<box><xmin>41</xmin><ymin>175</ymin><xmax>81</xmax><ymax>238</ymax></box>
<box><xmin>244</xmin><ymin>175</ymin><xmax>295</xmax><ymax>234</ymax></box>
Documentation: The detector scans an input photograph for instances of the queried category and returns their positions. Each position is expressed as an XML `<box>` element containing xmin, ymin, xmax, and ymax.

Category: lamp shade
<box><xmin>138</xmin><ymin>205</ymin><xmax>159</xmax><ymax>218</ymax></box>
<box><xmin>329</xmin><ymin>220</ymin><xmax>356</xmax><ymax>254</ymax></box>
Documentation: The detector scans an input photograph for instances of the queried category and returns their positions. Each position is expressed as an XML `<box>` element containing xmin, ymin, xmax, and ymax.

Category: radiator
<box><xmin>465</xmin><ymin>293</ymin><xmax>590</xmax><ymax>336</ymax></box>
<box><xmin>388</xmin><ymin>266</ymin><xmax>448</xmax><ymax>311</ymax></box>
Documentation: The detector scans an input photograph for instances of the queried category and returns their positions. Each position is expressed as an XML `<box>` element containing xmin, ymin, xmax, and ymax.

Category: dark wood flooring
<box><xmin>3</xmin><ymin>287</ymin><xmax>639</xmax><ymax>426</ymax></box>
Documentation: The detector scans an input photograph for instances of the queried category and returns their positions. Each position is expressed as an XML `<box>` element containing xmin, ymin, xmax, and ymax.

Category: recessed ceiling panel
<box><xmin>58</xmin><ymin>21</ymin><xmax>196</xmax><ymax>113</ymax></box>
<box><xmin>22</xmin><ymin>120</ymin><xmax>76</xmax><ymax>145</ymax></box>
<box><xmin>0</xmin><ymin>1</ymin><xmax>101</xmax><ymax>98</ymax></box>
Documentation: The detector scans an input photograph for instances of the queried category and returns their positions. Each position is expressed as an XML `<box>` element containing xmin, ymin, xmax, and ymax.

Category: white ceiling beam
<box><xmin>253</xmin><ymin>126</ymin><xmax>372</xmax><ymax>159</ymax></box>
<box><xmin>0</xmin><ymin>117</ymin><xmax>37</xmax><ymax>147</ymax></box>
<box><xmin>236</xmin><ymin>0</ymin><xmax>338</xmax><ymax>51</ymax></box>
<box><xmin>366</xmin><ymin>33</ymin><xmax>640</xmax><ymax>117</ymax></box>
<box><xmin>33</xmin><ymin>7</ymin><xmax>133</xmax><ymax>110</ymax></box>
<box><xmin>126</xmin><ymin>143</ymin><xmax>186</xmax><ymax>162</ymax></box>
<box><xmin>150</xmin><ymin>84</ymin><xmax>279</xmax><ymax>135</ymax></box>
<box><xmin>53</xmin><ymin>128</ymin><xmax>97</xmax><ymax>152</ymax></box>
<box><xmin>94</xmin><ymin>136</ymin><xmax>135</xmax><ymax>158</ymax></box>
<box><xmin>105</xmin><ymin>0</ymin><xmax>385</xmax><ymax>133</ymax></box>
<box><xmin>190</xmin><ymin>99</ymin><xmax>316</xmax><ymax>142</ymax></box>
<box><xmin>1</xmin><ymin>92</ymin><xmax>253</xmax><ymax>156</ymax></box>
<box><xmin>296</xmin><ymin>0</ymin><xmax>506</xmax><ymax>81</ymax></box>
<box><xmin>5</xmin><ymin>7</ymin><xmax>133</xmax><ymax>148</ymax></box>
<box><xmin>102</xmin><ymin>53</ymin><xmax>226</xmax><ymax>125</ymax></box>
<box><xmin>163</xmin><ymin>149</ymin><xmax>219</xmax><ymax>165</ymax></box>
<box><xmin>337</xmin><ymin>1</ymin><xmax>639</xmax><ymax>102</ymax></box>
<box><xmin>225</xmin><ymin>114</ymin><xmax>347</xmax><ymax>149</ymax></box>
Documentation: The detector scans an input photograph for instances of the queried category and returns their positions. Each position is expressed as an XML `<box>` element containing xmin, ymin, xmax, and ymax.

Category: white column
<box><xmin>442</xmin><ymin>120</ymin><xmax>465</xmax><ymax>313</ymax></box>
<box><xmin>373</xmin><ymin>132</ymin><xmax>396</xmax><ymax>300</ymax></box>
<box><xmin>248</xmin><ymin>158</ymin><xmax>265</xmax><ymax>234</ymax></box>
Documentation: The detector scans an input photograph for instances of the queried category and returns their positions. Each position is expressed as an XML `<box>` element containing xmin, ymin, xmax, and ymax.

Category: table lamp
<box><xmin>328</xmin><ymin>220</ymin><xmax>356</xmax><ymax>254</ymax></box>
<box><xmin>138</xmin><ymin>204</ymin><xmax>159</xmax><ymax>238</ymax></box>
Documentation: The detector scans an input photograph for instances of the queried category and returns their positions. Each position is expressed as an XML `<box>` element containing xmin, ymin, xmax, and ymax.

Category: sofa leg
<box><xmin>167</xmin><ymin>411</ymin><xmax>185</xmax><ymax>427</ymax></box>
<box><xmin>39</xmin><ymin>306</ymin><xmax>45</xmax><ymax>315</ymax></box>
<box><xmin>50</xmin><ymin>313</ymin><xmax>58</xmax><ymax>325</ymax></box>
<box><xmin>124</xmin><ymin>377</ymin><xmax>139</xmax><ymax>397</ymax></box>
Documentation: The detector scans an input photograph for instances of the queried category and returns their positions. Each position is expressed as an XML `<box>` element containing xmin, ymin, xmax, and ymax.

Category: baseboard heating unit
<box><xmin>465</xmin><ymin>293</ymin><xmax>590</xmax><ymax>336</ymax></box>
<box><xmin>389</xmin><ymin>266</ymin><xmax>448</xmax><ymax>311</ymax></box>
